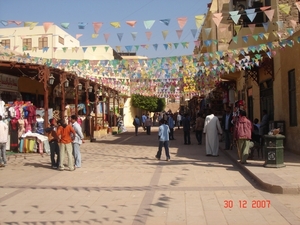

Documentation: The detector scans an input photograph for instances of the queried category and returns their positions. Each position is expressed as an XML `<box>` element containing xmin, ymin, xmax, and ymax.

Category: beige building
<box><xmin>194</xmin><ymin>0</ymin><xmax>300</xmax><ymax>153</ymax></box>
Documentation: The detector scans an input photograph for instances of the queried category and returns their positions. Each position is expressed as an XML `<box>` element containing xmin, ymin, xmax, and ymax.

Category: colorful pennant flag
<box><xmin>104</xmin><ymin>33</ymin><xmax>110</xmax><ymax>42</ymax></box>
<box><xmin>212</xmin><ymin>13</ymin><xmax>223</xmax><ymax>27</ymax></box>
<box><xmin>131</xmin><ymin>32</ymin><xmax>137</xmax><ymax>41</ymax></box>
<box><xmin>61</xmin><ymin>23</ymin><xmax>69</xmax><ymax>29</ymax></box>
<box><xmin>190</xmin><ymin>29</ymin><xmax>197</xmax><ymax>38</ymax></box>
<box><xmin>162</xmin><ymin>30</ymin><xmax>169</xmax><ymax>40</ymax></box>
<box><xmin>145</xmin><ymin>31</ymin><xmax>152</xmax><ymax>41</ymax></box>
<box><xmin>1</xmin><ymin>20</ymin><xmax>8</xmax><ymax>26</ymax></box>
<box><xmin>160</xmin><ymin>19</ymin><xmax>170</xmax><ymax>26</ymax></box>
<box><xmin>176</xmin><ymin>30</ymin><xmax>183</xmax><ymax>39</ymax></box>
<box><xmin>117</xmin><ymin>33</ymin><xmax>123</xmax><ymax>42</ymax></box>
<box><xmin>43</xmin><ymin>22</ymin><xmax>53</xmax><ymax>33</ymax></box>
<box><xmin>126</xmin><ymin>21</ymin><xmax>137</xmax><ymax>27</ymax></box>
<box><xmin>76</xmin><ymin>34</ymin><xmax>83</xmax><ymax>39</ymax></box>
<box><xmin>279</xmin><ymin>4</ymin><xmax>291</xmax><ymax>15</ymax></box>
<box><xmin>93</xmin><ymin>22</ymin><xmax>103</xmax><ymax>34</ymax></box>
<box><xmin>195</xmin><ymin>14</ymin><xmax>205</xmax><ymax>29</ymax></box>
<box><xmin>78</xmin><ymin>22</ymin><xmax>88</xmax><ymax>29</ymax></box>
<box><xmin>177</xmin><ymin>17</ymin><xmax>187</xmax><ymax>29</ymax></box>
<box><xmin>144</xmin><ymin>20</ymin><xmax>155</xmax><ymax>29</ymax></box>
<box><xmin>153</xmin><ymin>44</ymin><xmax>158</xmax><ymax>51</ymax></box>
<box><xmin>264</xmin><ymin>9</ymin><xmax>275</xmax><ymax>21</ymax></box>
<box><xmin>110</xmin><ymin>22</ymin><xmax>121</xmax><ymax>28</ymax></box>
<box><xmin>125</xmin><ymin>45</ymin><xmax>132</xmax><ymax>52</ymax></box>
<box><xmin>245</xmin><ymin>9</ymin><xmax>256</xmax><ymax>22</ymax></box>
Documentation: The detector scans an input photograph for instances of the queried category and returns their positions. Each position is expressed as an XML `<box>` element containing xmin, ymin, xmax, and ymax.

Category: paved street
<box><xmin>1</xmin><ymin>127</ymin><xmax>300</xmax><ymax>225</ymax></box>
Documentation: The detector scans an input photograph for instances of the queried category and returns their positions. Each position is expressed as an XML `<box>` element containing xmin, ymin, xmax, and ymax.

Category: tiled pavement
<box><xmin>0</xmin><ymin>127</ymin><xmax>300</xmax><ymax>225</ymax></box>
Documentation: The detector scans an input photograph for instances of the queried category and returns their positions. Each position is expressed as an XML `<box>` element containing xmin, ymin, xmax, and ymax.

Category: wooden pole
<box><xmin>74</xmin><ymin>76</ymin><xmax>79</xmax><ymax>116</ymax></box>
<box><xmin>38</xmin><ymin>66</ymin><xmax>50</xmax><ymax>128</ymax></box>
<box><xmin>60</xmin><ymin>73</ymin><xmax>66</xmax><ymax>119</ymax></box>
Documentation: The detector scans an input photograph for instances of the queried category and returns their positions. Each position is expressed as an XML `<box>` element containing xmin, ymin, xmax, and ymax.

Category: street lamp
<box><xmin>78</xmin><ymin>82</ymin><xmax>83</xmax><ymax>90</ymax></box>
<box><xmin>49</xmin><ymin>74</ymin><xmax>55</xmax><ymax>85</ymax></box>
<box><xmin>64</xmin><ymin>79</ymin><xmax>69</xmax><ymax>88</ymax></box>
<box><xmin>88</xmin><ymin>86</ymin><xmax>93</xmax><ymax>93</ymax></box>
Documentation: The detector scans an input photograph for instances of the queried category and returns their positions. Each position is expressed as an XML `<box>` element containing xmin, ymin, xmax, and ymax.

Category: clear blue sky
<box><xmin>0</xmin><ymin>0</ymin><xmax>209</xmax><ymax>59</ymax></box>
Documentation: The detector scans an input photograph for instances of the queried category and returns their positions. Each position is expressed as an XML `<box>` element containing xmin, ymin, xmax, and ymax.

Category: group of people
<box><xmin>45</xmin><ymin>115</ymin><xmax>84</xmax><ymax>171</ymax></box>
<box><xmin>221</xmin><ymin>105</ymin><xmax>269</xmax><ymax>164</ymax></box>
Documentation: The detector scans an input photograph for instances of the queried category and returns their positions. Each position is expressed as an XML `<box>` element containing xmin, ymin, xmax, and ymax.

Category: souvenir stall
<box><xmin>0</xmin><ymin>100</ymin><xmax>50</xmax><ymax>154</ymax></box>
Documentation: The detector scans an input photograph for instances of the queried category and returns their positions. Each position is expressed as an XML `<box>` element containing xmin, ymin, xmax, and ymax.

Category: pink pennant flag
<box><xmin>43</xmin><ymin>22</ymin><xmax>53</xmax><ymax>33</ymax></box>
<box><xmin>248</xmin><ymin>24</ymin><xmax>256</xmax><ymax>34</ymax></box>
<box><xmin>104</xmin><ymin>33</ymin><xmax>110</xmax><ymax>43</ymax></box>
<box><xmin>14</xmin><ymin>21</ymin><xmax>22</xmax><ymax>25</ymax></box>
<box><xmin>126</xmin><ymin>20</ymin><xmax>137</xmax><ymax>27</ymax></box>
<box><xmin>264</xmin><ymin>9</ymin><xmax>275</xmax><ymax>21</ymax></box>
<box><xmin>13</xmin><ymin>46</ymin><xmax>19</xmax><ymax>51</ymax></box>
<box><xmin>260</xmin><ymin>6</ymin><xmax>271</xmax><ymax>11</ymax></box>
<box><xmin>212</xmin><ymin>13</ymin><xmax>223</xmax><ymax>27</ymax></box>
<box><xmin>176</xmin><ymin>30</ymin><xmax>183</xmax><ymax>39</ymax></box>
<box><xmin>145</xmin><ymin>31</ymin><xmax>152</xmax><ymax>41</ymax></box>
<box><xmin>93</xmin><ymin>22</ymin><xmax>103</xmax><ymax>34</ymax></box>
<box><xmin>177</xmin><ymin>17</ymin><xmax>187</xmax><ymax>29</ymax></box>
<box><xmin>76</xmin><ymin>34</ymin><xmax>83</xmax><ymax>39</ymax></box>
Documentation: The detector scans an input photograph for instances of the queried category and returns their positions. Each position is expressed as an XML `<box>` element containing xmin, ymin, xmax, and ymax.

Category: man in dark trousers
<box><xmin>182</xmin><ymin>113</ymin><xmax>191</xmax><ymax>145</ymax></box>
<box><xmin>221</xmin><ymin>106</ymin><xmax>233</xmax><ymax>150</ymax></box>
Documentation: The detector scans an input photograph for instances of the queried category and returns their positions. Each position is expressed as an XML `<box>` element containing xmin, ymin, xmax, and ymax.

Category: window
<box><xmin>288</xmin><ymin>69</ymin><xmax>297</xmax><ymax>126</ymax></box>
<box><xmin>1</xmin><ymin>39</ymin><xmax>10</xmax><ymax>48</ymax></box>
<box><xmin>22</xmin><ymin>38</ymin><xmax>32</xmax><ymax>50</ymax></box>
<box><xmin>58</xmin><ymin>36</ymin><xmax>64</xmax><ymax>45</ymax></box>
<box><xmin>38</xmin><ymin>37</ymin><xmax>48</xmax><ymax>49</ymax></box>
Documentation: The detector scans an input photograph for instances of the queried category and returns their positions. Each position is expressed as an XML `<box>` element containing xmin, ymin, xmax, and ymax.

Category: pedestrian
<box><xmin>133</xmin><ymin>115</ymin><xmax>140</xmax><ymax>136</ymax></box>
<box><xmin>71</xmin><ymin>115</ymin><xmax>84</xmax><ymax>168</ymax></box>
<box><xmin>44</xmin><ymin>118</ymin><xmax>60</xmax><ymax>169</ymax></box>
<box><xmin>234</xmin><ymin>110</ymin><xmax>253</xmax><ymax>164</ymax></box>
<box><xmin>168</xmin><ymin>113</ymin><xmax>175</xmax><ymax>140</ymax></box>
<box><xmin>141</xmin><ymin>113</ymin><xmax>147</xmax><ymax>131</ymax></box>
<box><xmin>0</xmin><ymin>116</ymin><xmax>8</xmax><ymax>167</ymax></box>
<box><xmin>145</xmin><ymin>116</ymin><xmax>152</xmax><ymax>135</ymax></box>
<box><xmin>221</xmin><ymin>106</ymin><xmax>233</xmax><ymax>150</ymax></box>
<box><xmin>182</xmin><ymin>113</ymin><xmax>191</xmax><ymax>145</ymax></box>
<box><xmin>195</xmin><ymin>112</ymin><xmax>205</xmax><ymax>145</ymax></box>
<box><xmin>203</xmin><ymin>109</ymin><xmax>222</xmax><ymax>156</ymax></box>
<box><xmin>56</xmin><ymin>119</ymin><xmax>76</xmax><ymax>171</ymax></box>
<box><xmin>177</xmin><ymin>112</ymin><xmax>182</xmax><ymax>129</ymax></box>
<box><xmin>155</xmin><ymin>119</ymin><xmax>171</xmax><ymax>161</ymax></box>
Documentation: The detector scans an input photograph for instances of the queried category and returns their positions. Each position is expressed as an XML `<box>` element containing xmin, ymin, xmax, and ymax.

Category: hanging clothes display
<box><xmin>10</xmin><ymin>118</ymin><xmax>19</xmax><ymax>152</ymax></box>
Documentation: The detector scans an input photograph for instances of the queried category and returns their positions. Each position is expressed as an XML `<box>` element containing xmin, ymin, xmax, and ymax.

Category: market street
<box><xmin>0</xmin><ymin>127</ymin><xmax>300</xmax><ymax>225</ymax></box>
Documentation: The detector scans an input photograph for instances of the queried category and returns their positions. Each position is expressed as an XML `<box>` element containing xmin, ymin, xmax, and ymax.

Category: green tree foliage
<box><xmin>156</xmin><ymin>98</ymin><xmax>166</xmax><ymax>112</ymax></box>
<box><xmin>131</xmin><ymin>94</ymin><xmax>165</xmax><ymax>112</ymax></box>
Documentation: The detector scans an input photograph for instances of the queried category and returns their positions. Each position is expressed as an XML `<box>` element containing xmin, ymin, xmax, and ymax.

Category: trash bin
<box><xmin>263</xmin><ymin>134</ymin><xmax>285</xmax><ymax>168</ymax></box>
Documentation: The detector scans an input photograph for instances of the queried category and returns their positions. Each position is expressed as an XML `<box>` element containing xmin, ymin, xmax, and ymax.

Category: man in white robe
<box><xmin>203</xmin><ymin>110</ymin><xmax>223</xmax><ymax>156</ymax></box>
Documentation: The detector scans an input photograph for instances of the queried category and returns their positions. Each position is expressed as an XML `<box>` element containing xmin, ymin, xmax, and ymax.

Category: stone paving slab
<box><xmin>222</xmin><ymin>144</ymin><xmax>300</xmax><ymax>194</ymax></box>
<box><xmin>0</xmin><ymin>127</ymin><xmax>300</xmax><ymax>225</ymax></box>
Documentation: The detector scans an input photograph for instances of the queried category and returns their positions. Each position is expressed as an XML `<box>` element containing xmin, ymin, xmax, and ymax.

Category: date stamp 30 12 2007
<box><xmin>224</xmin><ymin>200</ymin><xmax>271</xmax><ymax>209</ymax></box>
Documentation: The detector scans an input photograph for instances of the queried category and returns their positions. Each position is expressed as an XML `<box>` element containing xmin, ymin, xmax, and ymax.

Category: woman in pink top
<box><xmin>234</xmin><ymin>110</ymin><xmax>253</xmax><ymax>164</ymax></box>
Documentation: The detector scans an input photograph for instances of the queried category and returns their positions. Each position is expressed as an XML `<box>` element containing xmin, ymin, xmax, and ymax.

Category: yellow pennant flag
<box><xmin>278</xmin><ymin>4</ymin><xmax>290</xmax><ymax>15</ymax></box>
<box><xmin>92</xmin><ymin>33</ymin><xmax>98</xmax><ymax>38</ymax></box>
<box><xmin>263</xmin><ymin>33</ymin><xmax>269</xmax><ymax>40</ymax></box>
<box><xmin>195</xmin><ymin>14</ymin><xmax>205</xmax><ymax>29</ymax></box>
<box><xmin>234</xmin><ymin>25</ymin><xmax>242</xmax><ymax>35</ymax></box>
<box><xmin>110</xmin><ymin>22</ymin><xmax>121</xmax><ymax>28</ymax></box>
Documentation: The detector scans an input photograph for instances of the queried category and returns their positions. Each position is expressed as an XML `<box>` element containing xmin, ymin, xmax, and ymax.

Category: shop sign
<box><xmin>0</xmin><ymin>73</ymin><xmax>19</xmax><ymax>91</ymax></box>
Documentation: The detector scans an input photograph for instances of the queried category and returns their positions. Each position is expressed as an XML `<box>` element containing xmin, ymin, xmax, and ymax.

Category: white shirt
<box><xmin>0</xmin><ymin>121</ymin><xmax>8</xmax><ymax>143</ymax></box>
